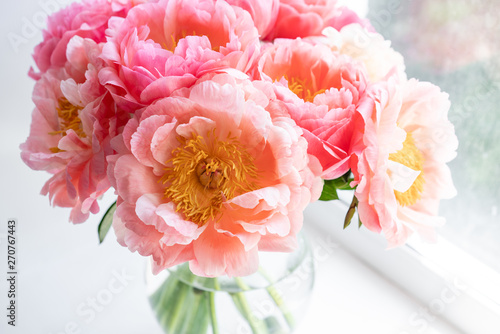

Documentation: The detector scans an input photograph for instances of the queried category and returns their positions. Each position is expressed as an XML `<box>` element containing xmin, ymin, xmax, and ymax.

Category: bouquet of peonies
<box><xmin>21</xmin><ymin>0</ymin><xmax>457</xmax><ymax>281</ymax></box>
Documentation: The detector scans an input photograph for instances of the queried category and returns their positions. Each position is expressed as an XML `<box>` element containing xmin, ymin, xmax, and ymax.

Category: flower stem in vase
<box><xmin>150</xmin><ymin>270</ymin><xmax>210</xmax><ymax>334</ymax></box>
<box><xmin>258</xmin><ymin>267</ymin><xmax>296</xmax><ymax>330</ymax></box>
<box><xmin>208</xmin><ymin>278</ymin><xmax>220</xmax><ymax>334</ymax></box>
<box><xmin>231</xmin><ymin>277</ymin><xmax>269</xmax><ymax>334</ymax></box>
<box><xmin>166</xmin><ymin>282</ymin><xmax>190</xmax><ymax>332</ymax></box>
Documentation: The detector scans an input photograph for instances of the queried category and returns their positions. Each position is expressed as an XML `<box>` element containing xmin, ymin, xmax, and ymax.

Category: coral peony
<box><xmin>226</xmin><ymin>0</ymin><xmax>280</xmax><ymax>39</ymax></box>
<box><xmin>258</xmin><ymin>38</ymin><xmax>370</xmax><ymax>179</ymax></box>
<box><xmin>21</xmin><ymin>37</ymin><xmax>117</xmax><ymax>223</ymax></box>
<box><xmin>266</xmin><ymin>0</ymin><xmax>340</xmax><ymax>40</ymax></box>
<box><xmin>108</xmin><ymin>73</ymin><xmax>322</xmax><ymax>277</ymax></box>
<box><xmin>352</xmin><ymin>78</ymin><xmax>458</xmax><ymax>247</ymax></box>
<box><xmin>99</xmin><ymin>0</ymin><xmax>261</xmax><ymax>112</ymax></box>
<box><xmin>30</xmin><ymin>0</ymin><xmax>142</xmax><ymax>79</ymax></box>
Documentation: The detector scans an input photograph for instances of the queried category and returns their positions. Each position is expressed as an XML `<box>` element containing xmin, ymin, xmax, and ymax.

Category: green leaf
<box><xmin>336</xmin><ymin>178</ymin><xmax>355</xmax><ymax>190</ymax></box>
<box><xmin>98</xmin><ymin>201</ymin><xmax>117</xmax><ymax>243</ymax></box>
<box><xmin>333</xmin><ymin>171</ymin><xmax>355</xmax><ymax>190</ymax></box>
<box><xmin>319</xmin><ymin>172</ymin><xmax>356</xmax><ymax>201</ymax></box>
<box><xmin>319</xmin><ymin>179</ymin><xmax>339</xmax><ymax>201</ymax></box>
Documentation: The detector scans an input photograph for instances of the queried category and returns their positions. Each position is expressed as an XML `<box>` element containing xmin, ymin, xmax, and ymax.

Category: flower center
<box><xmin>162</xmin><ymin>130</ymin><xmax>258</xmax><ymax>225</ymax></box>
<box><xmin>287</xmin><ymin>76</ymin><xmax>326</xmax><ymax>103</ymax></box>
<box><xmin>163</xmin><ymin>30</ymin><xmax>221</xmax><ymax>52</ymax></box>
<box><xmin>388</xmin><ymin>132</ymin><xmax>425</xmax><ymax>206</ymax></box>
<box><xmin>48</xmin><ymin>98</ymin><xmax>85</xmax><ymax>153</ymax></box>
<box><xmin>164</xmin><ymin>31</ymin><xmax>195</xmax><ymax>52</ymax></box>
<box><xmin>196</xmin><ymin>158</ymin><xmax>224</xmax><ymax>189</ymax></box>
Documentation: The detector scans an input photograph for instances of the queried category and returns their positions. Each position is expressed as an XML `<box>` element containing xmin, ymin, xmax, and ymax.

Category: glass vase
<box><xmin>146</xmin><ymin>233</ymin><xmax>314</xmax><ymax>334</ymax></box>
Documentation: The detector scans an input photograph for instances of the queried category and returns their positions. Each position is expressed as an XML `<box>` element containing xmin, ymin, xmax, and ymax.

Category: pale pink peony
<box><xmin>258</xmin><ymin>38</ymin><xmax>371</xmax><ymax>179</ymax></box>
<box><xmin>352</xmin><ymin>78</ymin><xmax>458</xmax><ymax>247</ymax></box>
<box><xmin>226</xmin><ymin>0</ymin><xmax>280</xmax><ymax>38</ymax></box>
<box><xmin>30</xmin><ymin>0</ymin><xmax>143</xmax><ymax>79</ymax></box>
<box><xmin>316</xmin><ymin>24</ymin><xmax>406</xmax><ymax>83</ymax></box>
<box><xmin>99</xmin><ymin>0</ymin><xmax>261</xmax><ymax>112</ymax></box>
<box><xmin>108</xmin><ymin>73</ymin><xmax>323</xmax><ymax>277</ymax></box>
<box><xmin>21</xmin><ymin>37</ymin><xmax>118</xmax><ymax>223</ymax></box>
<box><xmin>266</xmin><ymin>0</ymin><xmax>341</xmax><ymax>40</ymax></box>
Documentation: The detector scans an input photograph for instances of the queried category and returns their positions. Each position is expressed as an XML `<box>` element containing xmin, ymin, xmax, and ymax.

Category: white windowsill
<box><xmin>303</xmin><ymin>199</ymin><xmax>500</xmax><ymax>334</ymax></box>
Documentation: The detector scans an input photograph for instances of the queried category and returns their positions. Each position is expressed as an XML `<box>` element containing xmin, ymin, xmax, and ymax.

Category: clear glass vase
<box><xmin>146</xmin><ymin>233</ymin><xmax>314</xmax><ymax>334</ymax></box>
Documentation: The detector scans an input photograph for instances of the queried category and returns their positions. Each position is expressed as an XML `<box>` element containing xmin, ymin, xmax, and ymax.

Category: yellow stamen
<box><xmin>162</xmin><ymin>30</ymin><xmax>224</xmax><ymax>52</ymax></box>
<box><xmin>163</xmin><ymin>34</ymin><xmax>178</xmax><ymax>52</ymax></box>
<box><xmin>161</xmin><ymin>130</ymin><xmax>258</xmax><ymax>225</ymax></box>
<box><xmin>49</xmin><ymin>147</ymin><xmax>63</xmax><ymax>153</ymax></box>
<box><xmin>163</xmin><ymin>31</ymin><xmax>190</xmax><ymax>52</ymax></box>
<box><xmin>287</xmin><ymin>76</ymin><xmax>326</xmax><ymax>103</ymax></box>
<box><xmin>389</xmin><ymin>132</ymin><xmax>425</xmax><ymax>206</ymax></box>
<box><xmin>48</xmin><ymin>98</ymin><xmax>85</xmax><ymax>152</ymax></box>
<box><xmin>48</xmin><ymin>98</ymin><xmax>85</xmax><ymax>137</ymax></box>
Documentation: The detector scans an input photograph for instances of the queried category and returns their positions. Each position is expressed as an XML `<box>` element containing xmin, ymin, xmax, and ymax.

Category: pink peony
<box><xmin>266</xmin><ymin>0</ymin><xmax>341</xmax><ymax>40</ymax></box>
<box><xmin>21</xmin><ymin>38</ymin><xmax>118</xmax><ymax>223</ymax></box>
<box><xmin>226</xmin><ymin>0</ymin><xmax>280</xmax><ymax>39</ymax></box>
<box><xmin>326</xmin><ymin>6</ymin><xmax>375</xmax><ymax>33</ymax></box>
<box><xmin>352</xmin><ymin>78</ymin><xmax>458</xmax><ymax>247</ymax></box>
<box><xmin>99</xmin><ymin>0</ymin><xmax>261</xmax><ymax>112</ymax></box>
<box><xmin>30</xmin><ymin>0</ymin><xmax>143</xmax><ymax>79</ymax></box>
<box><xmin>108</xmin><ymin>73</ymin><xmax>322</xmax><ymax>277</ymax></box>
<box><xmin>258</xmin><ymin>38</ymin><xmax>371</xmax><ymax>179</ymax></box>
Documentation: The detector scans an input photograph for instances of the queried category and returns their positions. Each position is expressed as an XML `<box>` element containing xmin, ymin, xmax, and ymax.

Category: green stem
<box><xmin>151</xmin><ymin>275</ymin><xmax>182</xmax><ymax>329</ymax></box>
<box><xmin>208</xmin><ymin>278</ymin><xmax>220</xmax><ymax>334</ymax></box>
<box><xmin>234</xmin><ymin>276</ymin><xmax>250</xmax><ymax>290</ymax></box>
<box><xmin>166</xmin><ymin>282</ymin><xmax>190</xmax><ymax>333</ymax></box>
<box><xmin>232</xmin><ymin>277</ymin><xmax>268</xmax><ymax>334</ymax></box>
<box><xmin>156</xmin><ymin>268</ymin><xmax>198</xmax><ymax>333</ymax></box>
<box><xmin>258</xmin><ymin>267</ymin><xmax>296</xmax><ymax>330</ymax></box>
<box><xmin>150</xmin><ymin>266</ymin><xmax>214</xmax><ymax>334</ymax></box>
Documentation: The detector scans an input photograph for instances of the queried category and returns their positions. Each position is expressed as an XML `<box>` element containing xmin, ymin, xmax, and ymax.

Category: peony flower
<box><xmin>226</xmin><ymin>0</ymin><xmax>280</xmax><ymax>39</ymax></box>
<box><xmin>326</xmin><ymin>6</ymin><xmax>375</xmax><ymax>33</ymax></box>
<box><xmin>258</xmin><ymin>38</ymin><xmax>371</xmax><ymax>179</ymax></box>
<box><xmin>108</xmin><ymin>73</ymin><xmax>322</xmax><ymax>277</ymax></box>
<box><xmin>21</xmin><ymin>37</ymin><xmax>118</xmax><ymax>223</ymax></box>
<box><xmin>352</xmin><ymin>78</ymin><xmax>458</xmax><ymax>247</ymax></box>
<box><xmin>265</xmin><ymin>0</ymin><xmax>341</xmax><ymax>40</ymax></box>
<box><xmin>30</xmin><ymin>0</ymin><xmax>143</xmax><ymax>79</ymax></box>
<box><xmin>316</xmin><ymin>24</ymin><xmax>406</xmax><ymax>83</ymax></box>
<box><xmin>99</xmin><ymin>0</ymin><xmax>261</xmax><ymax>112</ymax></box>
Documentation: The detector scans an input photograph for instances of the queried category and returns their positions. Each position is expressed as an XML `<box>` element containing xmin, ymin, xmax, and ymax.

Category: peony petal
<box><xmin>130</xmin><ymin>114</ymin><xmax>170</xmax><ymax>169</ymax></box>
<box><xmin>387</xmin><ymin>160</ymin><xmax>422</xmax><ymax>193</ymax></box>
<box><xmin>114</xmin><ymin>154</ymin><xmax>163</xmax><ymax>204</ymax></box>
<box><xmin>191</xmin><ymin>222</ymin><xmax>259</xmax><ymax>277</ymax></box>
